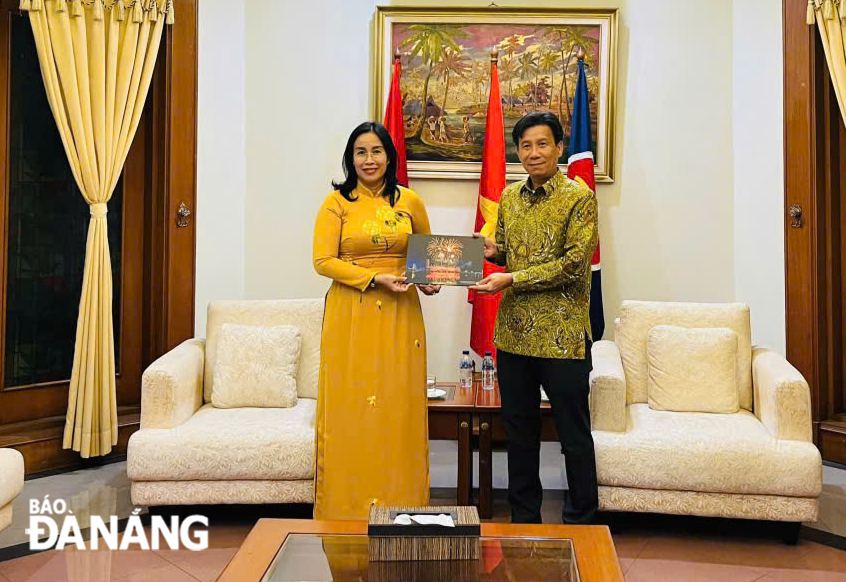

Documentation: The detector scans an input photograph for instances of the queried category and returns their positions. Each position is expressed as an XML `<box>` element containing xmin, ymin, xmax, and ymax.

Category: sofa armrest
<box><xmin>752</xmin><ymin>347</ymin><xmax>812</xmax><ymax>442</ymax></box>
<box><xmin>0</xmin><ymin>448</ymin><xmax>24</xmax><ymax>509</ymax></box>
<box><xmin>140</xmin><ymin>338</ymin><xmax>205</xmax><ymax>429</ymax></box>
<box><xmin>589</xmin><ymin>340</ymin><xmax>627</xmax><ymax>432</ymax></box>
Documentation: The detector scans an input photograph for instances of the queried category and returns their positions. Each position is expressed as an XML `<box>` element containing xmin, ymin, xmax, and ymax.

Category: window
<box><xmin>4</xmin><ymin>16</ymin><xmax>122</xmax><ymax>388</ymax></box>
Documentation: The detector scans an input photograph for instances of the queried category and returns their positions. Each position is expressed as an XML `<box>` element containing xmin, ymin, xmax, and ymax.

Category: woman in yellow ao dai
<box><xmin>312</xmin><ymin>122</ymin><xmax>440</xmax><ymax>520</ymax></box>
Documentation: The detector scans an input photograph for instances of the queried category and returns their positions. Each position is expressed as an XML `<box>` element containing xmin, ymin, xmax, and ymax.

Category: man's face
<box><xmin>516</xmin><ymin>124</ymin><xmax>564</xmax><ymax>186</ymax></box>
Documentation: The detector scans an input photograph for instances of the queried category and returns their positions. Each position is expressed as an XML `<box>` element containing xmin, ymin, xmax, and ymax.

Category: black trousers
<box><xmin>496</xmin><ymin>345</ymin><xmax>598</xmax><ymax>524</ymax></box>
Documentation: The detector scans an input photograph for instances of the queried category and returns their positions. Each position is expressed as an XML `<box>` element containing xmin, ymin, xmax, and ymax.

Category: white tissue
<box><xmin>392</xmin><ymin>513</ymin><xmax>455</xmax><ymax>527</ymax></box>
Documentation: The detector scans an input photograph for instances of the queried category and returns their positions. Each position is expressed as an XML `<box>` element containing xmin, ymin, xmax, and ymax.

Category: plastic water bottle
<box><xmin>459</xmin><ymin>350</ymin><xmax>474</xmax><ymax>389</ymax></box>
<box><xmin>482</xmin><ymin>352</ymin><xmax>495</xmax><ymax>391</ymax></box>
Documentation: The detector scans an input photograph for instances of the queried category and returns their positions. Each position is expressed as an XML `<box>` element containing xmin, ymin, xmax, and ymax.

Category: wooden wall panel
<box><xmin>784</xmin><ymin>0</ymin><xmax>820</xmax><ymax>431</ymax></box>
<box><xmin>784</xmin><ymin>0</ymin><xmax>846</xmax><ymax>463</ymax></box>
<box><xmin>164</xmin><ymin>0</ymin><xmax>198</xmax><ymax>351</ymax></box>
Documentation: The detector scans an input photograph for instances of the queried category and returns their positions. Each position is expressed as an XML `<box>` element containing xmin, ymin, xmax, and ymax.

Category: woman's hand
<box><xmin>473</xmin><ymin>232</ymin><xmax>498</xmax><ymax>259</ymax></box>
<box><xmin>417</xmin><ymin>284</ymin><xmax>441</xmax><ymax>296</ymax></box>
<box><xmin>375</xmin><ymin>274</ymin><xmax>411</xmax><ymax>293</ymax></box>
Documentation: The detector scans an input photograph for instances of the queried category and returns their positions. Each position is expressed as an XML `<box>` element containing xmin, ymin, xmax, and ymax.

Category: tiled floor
<box><xmin>0</xmin><ymin>463</ymin><xmax>844</xmax><ymax>581</ymax></box>
<box><xmin>613</xmin><ymin>525</ymin><xmax>846</xmax><ymax>582</ymax></box>
<box><xmin>0</xmin><ymin>522</ymin><xmax>252</xmax><ymax>582</ymax></box>
<box><xmin>811</xmin><ymin>464</ymin><xmax>846</xmax><ymax>539</ymax></box>
<box><xmin>479</xmin><ymin>495</ymin><xmax>846</xmax><ymax>582</ymax></box>
<box><xmin>0</xmin><ymin>462</ymin><xmax>141</xmax><ymax>551</ymax></box>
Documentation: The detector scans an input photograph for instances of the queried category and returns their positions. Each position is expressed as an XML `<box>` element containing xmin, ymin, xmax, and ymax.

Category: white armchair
<box><xmin>127</xmin><ymin>299</ymin><xmax>324</xmax><ymax>506</ymax></box>
<box><xmin>0</xmin><ymin>448</ymin><xmax>24</xmax><ymax>532</ymax></box>
<box><xmin>589</xmin><ymin>301</ymin><xmax>821</xmax><ymax>528</ymax></box>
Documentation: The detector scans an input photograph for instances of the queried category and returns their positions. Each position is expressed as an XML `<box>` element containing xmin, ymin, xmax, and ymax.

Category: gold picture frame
<box><xmin>373</xmin><ymin>6</ymin><xmax>618</xmax><ymax>182</ymax></box>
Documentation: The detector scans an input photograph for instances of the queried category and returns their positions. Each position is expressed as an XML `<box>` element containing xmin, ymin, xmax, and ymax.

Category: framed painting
<box><xmin>372</xmin><ymin>6</ymin><xmax>618</xmax><ymax>182</ymax></box>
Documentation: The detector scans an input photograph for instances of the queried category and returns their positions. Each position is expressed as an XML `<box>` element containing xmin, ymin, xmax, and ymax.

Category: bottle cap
<box><xmin>462</xmin><ymin>350</ymin><xmax>469</xmax><ymax>354</ymax></box>
<box><xmin>485</xmin><ymin>351</ymin><xmax>492</xmax><ymax>356</ymax></box>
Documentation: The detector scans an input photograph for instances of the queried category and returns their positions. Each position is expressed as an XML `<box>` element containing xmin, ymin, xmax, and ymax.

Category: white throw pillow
<box><xmin>647</xmin><ymin>325</ymin><xmax>739</xmax><ymax>414</ymax></box>
<box><xmin>212</xmin><ymin>324</ymin><xmax>300</xmax><ymax>409</ymax></box>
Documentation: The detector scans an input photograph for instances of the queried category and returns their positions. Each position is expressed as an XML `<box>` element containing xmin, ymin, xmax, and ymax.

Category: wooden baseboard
<box><xmin>0</xmin><ymin>407</ymin><xmax>140</xmax><ymax>475</ymax></box>
<box><xmin>820</xmin><ymin>421</ymin><xmax>846</xmax><ymax>466</ymax></box>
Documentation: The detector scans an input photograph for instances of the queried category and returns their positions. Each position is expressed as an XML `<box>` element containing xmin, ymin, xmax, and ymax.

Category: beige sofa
<box><xmin>127</xmin><ymin>299</ymin><xmax>323</xmax><ymax>506</ymax></box>
<box><xmin>589</xmin><ymin>301</ymin><xmax>821</xmax><ymax>527</ymax></box>
<box><xmin>0</xmin><ymin>448</ymin><xmax>25</xmax><ymax>532</ymax></box>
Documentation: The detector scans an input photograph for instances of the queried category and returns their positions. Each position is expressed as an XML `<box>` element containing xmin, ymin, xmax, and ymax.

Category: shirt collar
<box><xmin>520</xmin><ymin>170</ymin><xmax>563</xmax><ymax>198</ymax></box>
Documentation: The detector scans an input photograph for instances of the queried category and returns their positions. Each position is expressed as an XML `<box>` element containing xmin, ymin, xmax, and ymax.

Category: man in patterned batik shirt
<box><xmin>471</xmin><ymin>112</ymin><xmax>598</xmax><ymax>525</ymax></box>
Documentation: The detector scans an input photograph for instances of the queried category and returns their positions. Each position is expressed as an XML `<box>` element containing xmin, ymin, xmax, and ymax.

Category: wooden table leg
<box><xmin>457</xmin><ymin>412</ymin><xmax>471</xmax><ymax>505</ymax></box>
<box><xmin>478</xmin><ymin>411</ymin><xmax>493</xmax><ymax>519</ymax></box>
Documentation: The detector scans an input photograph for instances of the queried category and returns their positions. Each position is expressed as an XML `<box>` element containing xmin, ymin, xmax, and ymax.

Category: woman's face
<box><xmin>352</xmin><ymin>132</ymin><xmax>388</xmax><ymax>189</ymax></box>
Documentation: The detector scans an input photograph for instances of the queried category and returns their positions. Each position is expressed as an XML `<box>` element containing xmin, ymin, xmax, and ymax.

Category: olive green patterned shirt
<box><xmin>490</xmin><ymin>170</ymin><xmax>598</xmax><ymax>359</ymax></box>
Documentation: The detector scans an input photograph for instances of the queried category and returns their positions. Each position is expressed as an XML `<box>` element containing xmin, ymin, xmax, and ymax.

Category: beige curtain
<box><xmin>808</xmin><ymin>0</ymin><xmax>846</xmax><ymax>126</ymax></box>
<box><xmin>19</xmin><ymin>0</ymin><xmax>174</xmax><ymax>457</ymax></box>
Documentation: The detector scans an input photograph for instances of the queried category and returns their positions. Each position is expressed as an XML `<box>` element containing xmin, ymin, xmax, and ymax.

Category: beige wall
<box><xmin>196</xmin><ymin>0</ymin><xmax>785</xmax><ymax>489</ymax></box>
<box><xmin>244</xmin><ymin>0</ymin><xmax>752</xmax><ymax>381</ymax></box>
<box><xmin>733</xmin><ymin>0</ymin><xmax>785</xmax><ymax>354</ymax></box>
<box><xmin>196</xmin><ymin>0</ymin><xmax>247</xmax><ymax>336</ymax></box>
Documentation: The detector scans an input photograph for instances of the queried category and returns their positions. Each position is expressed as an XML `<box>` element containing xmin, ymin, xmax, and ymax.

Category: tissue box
<box><xmin>368</xmin><ymin>506</ymin><xmax>481</xmax><ymax>562</ymax></box>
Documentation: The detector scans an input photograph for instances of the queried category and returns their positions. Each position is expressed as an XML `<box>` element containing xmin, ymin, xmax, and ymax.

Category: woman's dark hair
<box><xmin>332</xmin><ymin>122</ymin><xmax>400</xmax><ymax>206</ymax></box>
<box><xmin>511</xmin><ymin>111</ymin><xmax>564</xmax><ymax>147</ymax></box>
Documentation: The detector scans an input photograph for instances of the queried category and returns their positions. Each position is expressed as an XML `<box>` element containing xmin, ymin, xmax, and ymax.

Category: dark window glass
<box><xmin>4</xmin><ymin>16</ymin><xmax>122</xmax><ymax>388</ymax></box>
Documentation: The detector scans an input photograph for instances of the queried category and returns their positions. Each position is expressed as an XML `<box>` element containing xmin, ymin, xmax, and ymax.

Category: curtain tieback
<box><xmin>89</xmin><ymin>203</ymin><xmax>108</xmax><ymax>218</ymax></box>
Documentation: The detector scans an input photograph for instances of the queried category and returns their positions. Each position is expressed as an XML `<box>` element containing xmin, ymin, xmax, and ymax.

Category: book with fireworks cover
<box><xmin>405</xmin><ymin>234</ymin><xmax>485</xmax><ymax>286</ymax></box>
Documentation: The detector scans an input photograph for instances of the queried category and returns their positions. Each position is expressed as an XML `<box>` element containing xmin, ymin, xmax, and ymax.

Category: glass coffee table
<box><xmin>262</xmin><ymin>533</ymin><xmax>579</xmax><ymax>581</ymax></box>
<box><xmin>217</xmin><ymin>519</ymin><xmax>624</xmax><ymax>582</ymax></box>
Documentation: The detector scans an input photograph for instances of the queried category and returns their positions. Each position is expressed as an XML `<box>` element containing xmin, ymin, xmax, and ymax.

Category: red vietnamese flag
<box><xmin>469</xmin><ymin>52</ymin><xmax>506</xmax><ymax>358</ymax></box>
<box><xmin>383</xmin><ymin>53</ymin><xmax>408</xmax><ymax>187</ymax></box>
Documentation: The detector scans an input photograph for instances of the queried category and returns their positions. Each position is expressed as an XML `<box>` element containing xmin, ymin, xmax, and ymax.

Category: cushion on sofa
<box><xmin>127</xmin><ymin>401</ymin><xmax>316</xmax><ymax>481</ymax></box>
<box><xmin>647</xmin><ymin>325</ymin><xmax>739</xmax><ymax>413</ymax></box>
<box><xmin>593</xmin><ymin>403</ymin><xmax>822</xmax><ymax>497</ymax></box>
<box><xmin>205</xmin><ymin>299</ymin><xmax>324</xmax><ymax>402</ymax></box>
<box><xmin>615</xmin><ymin>301</ymin><xmax>752</xmax><ymax>409</ymax></box>
<box><xmin>212</xmin><ymin>324</ymin><xmax>300</xmax><ymax>409</ymax></box>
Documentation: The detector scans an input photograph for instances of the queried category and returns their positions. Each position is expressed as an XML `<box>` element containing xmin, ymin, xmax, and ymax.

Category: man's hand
<box><xmin>417</xmin><ymin>284</ymin><xmax>441</xmax><ymax>296</ymax></box>
<box><xmin>473</xmin><ymin>232</ymin><xmax>498</xmax><ymax>259</ymax></box>
<box><xmin>469</xmin><ymin>272</ymin><xmax>513</xmax><ymax>294</ymax></box>
<box><xmin>375</xmin><ymin>274</ymin><xmax>411</xmax><ymax>293</ymax></box>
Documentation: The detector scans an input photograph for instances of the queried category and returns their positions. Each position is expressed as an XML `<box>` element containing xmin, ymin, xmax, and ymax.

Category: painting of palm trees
<box><xmin>375</xmin><ymin>8</ymin><xmax>618</xmax><ymax>180</ymax></box>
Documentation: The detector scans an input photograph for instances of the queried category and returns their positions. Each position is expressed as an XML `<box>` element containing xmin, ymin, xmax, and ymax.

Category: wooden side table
<box><xmin>427</xmin><ymin>382</ymin><xmax>477</xmax><ymax>505</ymax></box>
<box><xmin>475</xmin><ymin>382</ymin><xmax>560</xmax><ymax>519</ymax></box>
